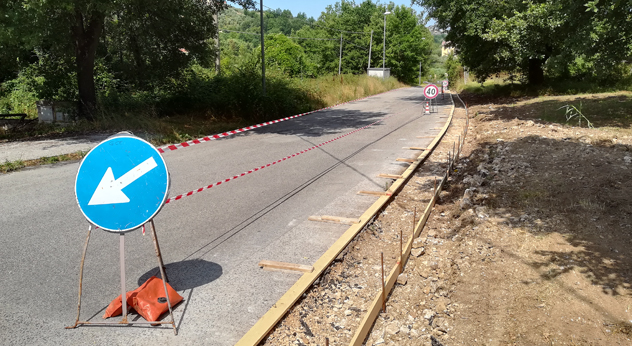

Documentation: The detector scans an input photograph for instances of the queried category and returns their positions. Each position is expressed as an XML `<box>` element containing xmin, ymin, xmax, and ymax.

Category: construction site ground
<box><xmin>260</xmin><ymin>91</ymin><xmax>632</xmax><ymax>346</ymax></box>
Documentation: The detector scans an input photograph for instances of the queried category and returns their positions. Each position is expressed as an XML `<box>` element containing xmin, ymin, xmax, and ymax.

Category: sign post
<box><xmin>67</xmin><ymin>133</ymin><xmax>177</xmax><ymax>334</ymax></box>
<box><xmin>423</xmin><ymin>84</ymin><xmax>439</xmax><ymax>114</ymax></box>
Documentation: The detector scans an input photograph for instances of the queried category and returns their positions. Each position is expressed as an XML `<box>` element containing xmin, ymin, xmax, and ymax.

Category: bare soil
<box><xmin>261</xmin><ymin>92</ymin><xmax>632</xmax><ymax>346</ymax></box>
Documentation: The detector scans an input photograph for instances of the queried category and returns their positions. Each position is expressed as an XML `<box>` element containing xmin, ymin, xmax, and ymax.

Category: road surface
<box><xmin>0</xmin><ymin>87</ymin><xmax>452</xmax><ymax>345</ymax></box>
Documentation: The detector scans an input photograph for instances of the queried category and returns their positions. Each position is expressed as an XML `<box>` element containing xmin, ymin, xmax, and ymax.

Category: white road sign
<box><xmin>423</xmin><ymin>84</ymin><xmax>439</xmax><ymax>99</ymax></box>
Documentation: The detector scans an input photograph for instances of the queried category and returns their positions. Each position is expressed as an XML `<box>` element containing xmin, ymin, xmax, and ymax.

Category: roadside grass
<box><xmin>497</xmin><ymin>92</ymin><xmax>632</xmax><ymax>129</ymax></box>
<box><xmin>0</xmin><ymin>151</ymin><xmax>87</xmax><ymax>174</ymax></box>
<box><xmin>461</xmin><ymin>77</ymin><xmax>632</xmax><ymax>97</ymax></box>
<box><xmin>0</xmin><ymin>74</ymin><xmax>405</xmax><ymax>145</ymax></box>
<box><xmin>460</xmin><ymin>77</ymin><xmax>632</xmax><ymax>130</ymax></box>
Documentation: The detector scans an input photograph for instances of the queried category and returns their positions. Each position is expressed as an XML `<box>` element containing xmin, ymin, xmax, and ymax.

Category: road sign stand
<box><xmin>423</xmin><ymin>84</ymin><xmax>439</xmax><ymax>114</ymax></box>
<box><xmin>66</xmin><ymin>221</ymin><xmax>177</xmax><ymax>335</ymax></box>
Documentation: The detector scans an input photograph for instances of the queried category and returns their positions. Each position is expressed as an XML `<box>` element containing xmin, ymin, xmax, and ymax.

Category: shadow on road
<box><xmin>249</xmin><ymin>108</ymin><xmax>388</xmax><ymax>138</ymax></box>
<box><xmin>138</xmin><ymin>259</ymin><xmax>223</xmax><ymax>291</ymax></box>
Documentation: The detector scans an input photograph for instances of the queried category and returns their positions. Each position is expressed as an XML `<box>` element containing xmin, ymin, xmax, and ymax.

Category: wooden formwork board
<box><xmin>235</xmin><ymin>93</ymin><xmax>456</xmax><ymax>346</ymax></box>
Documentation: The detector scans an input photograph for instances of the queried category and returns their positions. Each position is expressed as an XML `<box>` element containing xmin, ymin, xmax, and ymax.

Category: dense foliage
<box><xmin>416</xmin><ymin>0</ymin><xmax>632</xmax><ymax>85</ymax></box>
<box><xmin>0</xmin><ymin>1</ymin><xmax>433</xmax><ymax>119</ymax></box>
<box><xmin>220</xmin><ymin>1</ymin><xmax>433</xmax><ymax>83</ymax></box>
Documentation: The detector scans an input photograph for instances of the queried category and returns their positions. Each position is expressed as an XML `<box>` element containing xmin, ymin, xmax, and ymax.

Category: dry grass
<box><xmin>305</xmin><ymin>74</ymin><xmax>404</xmax><ymax>107</ymax></box>
<box><xmin>0</xmin><ymin>151</ymin><xmax>87</xmax><ymax>173</ymax></box>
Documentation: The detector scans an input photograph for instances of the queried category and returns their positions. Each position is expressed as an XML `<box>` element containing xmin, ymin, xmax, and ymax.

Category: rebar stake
<box><xmin>399</xmin><ymin>227</ymin><xmax>403</xmax><ymax>273</ymax></box>
<box><xmin>66</xmin><ymin>225</ymin><xmax>92</xmax><ymax>329</ymax></box>
<box><xmin>381</xmin><ymin>252</ymin><xmax>386</xmax><ymax>313</ymax></box>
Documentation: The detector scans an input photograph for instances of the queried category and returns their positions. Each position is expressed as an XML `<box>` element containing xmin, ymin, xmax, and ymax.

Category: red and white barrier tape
<box><xmin>165</xmin><ymin>103</ymin><xmax>417</xmax><ymax>204</ymax></box>
<box><xmin>157</xmin><ymin>88</ymin><xmax>402</xmax><ymax>154</ymax></box>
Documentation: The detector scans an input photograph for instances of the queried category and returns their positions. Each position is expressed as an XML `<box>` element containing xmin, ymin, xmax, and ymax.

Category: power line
<box><xmin>310</xmin><ymin>23</ymin><xmax>369</xmax><ymax>35</ymax></box>
<box><xmin>290</xmin><ymin>36</ymin><xmax>337</xmax><ymax>41</ymax></box>
<box><xmin>343</xmin><ymin>39</ymin><xmax>369</xmax><ymax>50</ymax></box>
<box><xmin>220</xmin><ymin>29</ymin><xmax>337</xmax><ymax>41</ymax></box>
<box><xmin>220</xmin><ymin>29</ymin><xmax>260</xmax><ymax>36</ymax></box>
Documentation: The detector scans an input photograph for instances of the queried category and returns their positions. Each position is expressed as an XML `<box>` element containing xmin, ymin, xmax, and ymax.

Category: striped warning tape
<box><xmin>156</xmin><ymin>88</ymin><xmax>402</xmax><ymax>154</ymax></box>
<box><xmin>165</xmin><ymin>102</ymin><xmax>417</xmax><ymax>204</ymax></box>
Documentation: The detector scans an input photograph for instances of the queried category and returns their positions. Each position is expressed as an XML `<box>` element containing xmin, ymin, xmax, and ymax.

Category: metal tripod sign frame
<box><xmin>66</xmin><ymin>133</ymin><xmax>177</xmax><ymax>335</ymax></box>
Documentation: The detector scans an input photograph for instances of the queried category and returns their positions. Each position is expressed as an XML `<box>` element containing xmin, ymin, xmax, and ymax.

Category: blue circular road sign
<box><xmin>75</xmin><ymin>134</ymin><xmax>169</xmax><ymax>232</ymax></box>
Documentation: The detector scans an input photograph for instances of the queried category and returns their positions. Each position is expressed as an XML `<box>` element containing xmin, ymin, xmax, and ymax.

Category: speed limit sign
<box><xmin>443</xmin><ymin>80</ymin><xmax>449</xmax><ymax>88</ymax></box>
<box><xmin>423</xmin><ymin>84</ymin><xmax>439</xmax><ymax>99</ymax></box>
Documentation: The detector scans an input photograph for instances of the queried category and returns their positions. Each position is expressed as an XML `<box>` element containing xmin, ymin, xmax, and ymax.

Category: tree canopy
<box><xmin>0</xmin><ymin>0</ymin><xmax>255</xmax><ymax>117</ymax></box>
<box><xmin>416</xmin><ymin>0</ymin><xmax>632</xmax><ymax>85</ymax></box>
<box><xmin>1</xmin><ymin>1</ymin><xmax>433</xmax><ymax>118</ymax></box>
<box><xmin>220</xmin><ymin>1</ymin><xmax>433</xmax><ymax>83</ymax></box>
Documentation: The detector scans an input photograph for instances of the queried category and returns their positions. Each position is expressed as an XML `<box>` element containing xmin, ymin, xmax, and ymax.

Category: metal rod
<box><xmin>326</xmin><ymin>337</ymin><xmax>329</xmax><ymax>346</ymax></box>
<box><xmin>150</xmin><ymin>220</ymin><xmax>168</xmax><ymax>283</ymax></box>
<box><xmin>381</xmin><ymin>252</ymin><xmax>386</xmax><ymax>312</ymax></box>
<box><xmin>152</xmin><ymin>221</ymin><xmax>178</xmax><ymax>335</ymax></box>
<box><xmin>66</xmin><ymin>225</ymin><xmax>92</xmax><ymax>329</ymax></box>
<box><xmin>119</xmin><ymin>233</ymin><xmax>127</xmax><ymax>323</ymax></box>
<box><xmin>412</xmin><ymin>207</ymin><xmax>417</xmax><ymax>237</ymax></box>
<box><xmin>73</xmin><ymin>321</ymin><xmax>175</xmax><ymax>326</ymax></box>
<box><xmin>399</xmin><ymin>227</ymin><xmax>403</xmax><ymax>273</ymax></box>
<box><xmin>458</xmin><ymin>135</ymin><xmax>462</xmax><ymax>158</ymax></box>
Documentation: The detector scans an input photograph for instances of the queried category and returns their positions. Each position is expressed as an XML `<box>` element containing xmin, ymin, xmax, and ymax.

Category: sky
<box><xmin>259</xmin><ymin>0</ymin><xmax>425</xmax><ymax>20</ymax></box>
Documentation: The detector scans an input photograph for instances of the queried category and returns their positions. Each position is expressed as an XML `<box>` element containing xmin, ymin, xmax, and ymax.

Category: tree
<box><xmin>0</xmin><ymin>0</ymin><xmax>255</xmax><ymax>119</ymax></box>
<box><xmin>415</xmin><ymin>0</ymin><xmax>632</xmax><ymax>85</ymax></box>
<box><xmin>262</xmin><ymin>34</ymin><xmax>315</xmax><ymax>77</ymax></box>
<box><xmin>294</xmin><ymin>1</ymin><xmax>432</xmax><ymax>81</ymax></box>
<box><xmin>378</xmin><ymin>5</ymin><xmax>432</xmax><ymax>84</ymax></box>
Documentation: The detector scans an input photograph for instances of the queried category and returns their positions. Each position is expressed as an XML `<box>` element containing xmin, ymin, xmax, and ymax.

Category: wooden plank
<box><xmin>396</xmin><ymin>158</ymin><xmax>415</xmax><ymax>163</ymax></box>
<box><xmin>349</xmin><ymin>265</ymin><xmax>400</xmax><ymax>345</ymax></box>
<box><xmin>349</xmin><ymin>96</ymin><xmax>457</xmax><ymax>346</ymax></box>
<box><xmin>321</xmin><ymin>215</ymin><xmax>360</xmax><ymax>224</ymax></box>
<box><xmin>258</xmin><ymin>260</ymin><xmax>314</xmax><ymax>273</ymax></box>
<box><xmin>308</xmin><ymin>215</ymin><xmax>360</xmax><ymax>225</ymax></box>
<box><xmin>377</xmin><ymin>174</ymin><xmax>402</xmax><ymax>179</ymax></box>
<box><xmin>357</xmin><ymin>190</ymin><xmax>391</xmax><ymax>196</ymax></box>
<box><xmin>402</xmin><ymin>147</ymin><xmax>426</xmax><ymax>150</ymax></box>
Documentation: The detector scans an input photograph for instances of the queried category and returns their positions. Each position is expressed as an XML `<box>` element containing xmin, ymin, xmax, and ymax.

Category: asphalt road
<box><xmin>0</xmin><ymin>87</ymin><xmax>453</xmax><ymax>345</ymax></box>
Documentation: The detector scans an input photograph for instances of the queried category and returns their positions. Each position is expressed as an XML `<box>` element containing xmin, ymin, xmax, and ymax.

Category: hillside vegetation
<box><xmin>0</xmin><ymin>0</ymin><xmax>433</xmax><ymax>127</ymax></box>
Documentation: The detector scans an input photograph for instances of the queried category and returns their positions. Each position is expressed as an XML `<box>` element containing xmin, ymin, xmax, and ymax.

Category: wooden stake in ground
<box><xmin>399</xmin><ymin>228</ymin><xmax>403</xmax><ymax>273</ymax></box>
<box><xmin>381</xmin><ymin>252</ymin><xmax>386</xmax><ymax>313</ymax></box>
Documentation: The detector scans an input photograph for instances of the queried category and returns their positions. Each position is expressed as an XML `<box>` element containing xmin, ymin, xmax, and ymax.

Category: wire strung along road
<box><xmin>0</xmin><ymin>86</ymin><xmax>453</xmax><ymax>345</ymax></box>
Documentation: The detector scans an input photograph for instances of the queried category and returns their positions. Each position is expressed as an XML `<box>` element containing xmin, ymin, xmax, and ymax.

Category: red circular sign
<box><xmin>423</xmin><ymin>84</ymin><xmax>439</xmax><ymax>99</ymax></box>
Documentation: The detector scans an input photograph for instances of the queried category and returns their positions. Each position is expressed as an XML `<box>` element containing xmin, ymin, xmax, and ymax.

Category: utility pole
<box><xmin>214</xmin><ymin>11</ymin><xmax>220</xmax><ymax>74</ymax></box>
<box><xmin>338</xmin><ymin>33</ymin><xmax>343</xmax><ymax>75</ymax></box>
<box><xmin>259</xmin><ymin>0</ymin><xmax>265</xmax><ymax>95</ymax></box>
<box><xmin>368</xmin><ymin>30</ymin><xmax>373</xmax><ymax>69</ymax></box>
<box><xmin>383</xmin><ymin>11</ymin><xmax>391</xmax><ymax>71</ymax></box>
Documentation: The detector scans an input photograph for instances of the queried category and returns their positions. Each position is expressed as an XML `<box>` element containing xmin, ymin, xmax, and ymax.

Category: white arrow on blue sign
<box><xmin>75</xmin><ymin>134</ymin><xmax>170</xmax><ymax>232</ymax></box>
